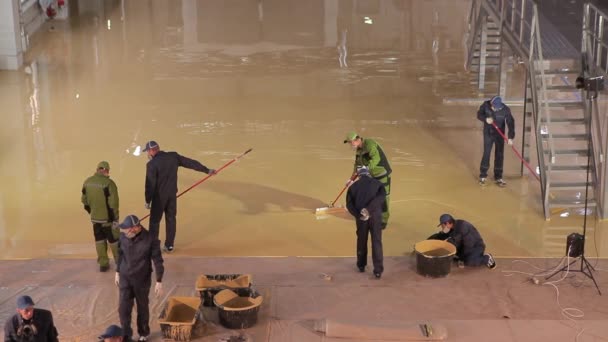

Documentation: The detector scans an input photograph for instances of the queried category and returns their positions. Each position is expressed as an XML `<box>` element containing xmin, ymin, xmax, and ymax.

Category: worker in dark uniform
<box><xmin>81</xmin><ymin>161</ymin><xmax>120</xmax><ymax>272</ymax></box>
<box><xmin>435</xmin><ymin>214</ymin><xmax>496</xmax><ymax>269</ymax></box>
<box><xmin>4</xmin><ymin>295</ymin><xmax>59</xmax><ymax>342</ymax></box>
<box><xmin>477</xmin><ymin>96</ymin><xmax>515</xmax><ymax>187</ymax></box>
<box><xmin>142</xmin><ymin>140</ymin><xmax>216</xmax><ymax>252</ymax></box>
<box><xmin>346</xmin><ymin>166</ymin><xmax>387</xmax><ymax>279</ymax></box>
<box><xmin>344</xmin><ymin>132</ymin><xmax>392</xmax><ymax>229</ymax></box>
<box><xmin>98</xmin><ymin>324</ymin><xmax>127</xmax><ymax>342</ymax></box>
<box><xmin>115</xmin><ymin>215</ymin><xmax>164</xmax><ymax>342</ymax></box>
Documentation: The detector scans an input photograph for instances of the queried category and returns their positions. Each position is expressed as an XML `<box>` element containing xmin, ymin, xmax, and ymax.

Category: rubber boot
<box><xmin>378</xmin><ymin>175</ymin><xmax>390</xmax><ymax>229</ymax></box>
<box><xmin>109</xmin><ymin>241</ymin><xmax>119</xmax><ymax>265</ymax></box>
<box><xmin>96</xmin><ymin>240</ymin><xmax>109</xmax><ymax>271</ymax></box>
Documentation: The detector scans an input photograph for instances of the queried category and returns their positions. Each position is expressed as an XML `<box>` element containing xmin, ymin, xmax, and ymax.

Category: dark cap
<box><xmin>118</xmin><ymin>215</ymin><xmax>140</xmax><ymax>229</ymax></box>
<box><xmin>437</xmin><ymin>213</ymin><xmax>454</xmax><ymax>227</ymax></box>
<box><xmin>99</xmin><ymin>325</ymin><xmax>123</xmax><ymax>339</ymax></box>
<box><xmin>142</xmin><ymin>141</ymin><xmax>159</xmax><ymax>152</ymax></box>
<box><xmin>16</xmin><ymin>295</ymin><xmax>35</xmax><ymax>309</ymax></box>
<box><xmin>490</xmin><ymin>96</ymin><xmax>504</xmax><ymax>109</ymax></box>
<box><xmin>356</xmin><ymin>166</ymin><xmax>370</xmax><ymax>177</ymax></box>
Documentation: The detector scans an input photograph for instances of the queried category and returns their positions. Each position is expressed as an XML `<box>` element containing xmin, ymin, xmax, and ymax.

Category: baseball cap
<box><xmin>356</xmin><ymin>166</ymin><xmax>370</xmax><ymax>176</ymax></box>
<box><xmin>142</xmin><ymin>140</ymin><xmax>159</xmax><ymax>152</ymax></box>
<box><xmin>99</xmin><ymin>325</ymin><xmax>123</xmax><ymax>339</ymax></box>
<box><xmin>119</xmin><ymin>215</ymin><xmax>140</xmax><ymax>229</ymax></box>
<box><xmin>437</xmin><ymin>214</ymin><xmax>454</xmax><ymax>227</ymax></box>
<box><xmin>343</xmin><ymin>131</ymin><xmax>359</xmax><ymax>143</ymax></box>
<box><xmin>16</xmin><ymin>295</ymin><xmax>35</xmax><ymax>309</ymax></box>
<box><xmin>491</xmin><ymin>96</ymin><xmax>504</xmax><ymax>109</ymax></box>
<box><xmin>97</xmin><ymin>161</ymin><xmax>110</xmax><ymax>170</ymax></box>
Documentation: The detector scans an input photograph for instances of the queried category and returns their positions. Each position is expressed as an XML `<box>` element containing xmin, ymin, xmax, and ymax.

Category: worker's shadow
<box><xmin>203</xmin><ymin>180</ymin><xmax>327</xmax><ymax>215</ymax></box>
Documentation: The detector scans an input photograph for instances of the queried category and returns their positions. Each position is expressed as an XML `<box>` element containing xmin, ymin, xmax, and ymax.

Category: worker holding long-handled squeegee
<box><xmin>316</xmin><ymin>133</ymin><xmax>392</xmax><ymax>229</ymax></box>
<box><xmin>477</xmin><ymin>96</ymin><xmax>515</xmax><ymax>187</ymax></box>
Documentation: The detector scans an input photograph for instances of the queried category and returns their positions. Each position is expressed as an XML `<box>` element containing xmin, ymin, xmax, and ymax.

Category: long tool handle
<box><xmin>491</xmin><ymin>122</ymin><xmax>540</xmax><ymax>182</ymax></box>
<box><xmin>330</xmin><ymin>174</ymin><xmax>357</xmax><ymax>207</ymax></box>
<box><xmin>141</xmin><ymin>148</ymin><xmax>253</xmax><ymax>221</ymax></box>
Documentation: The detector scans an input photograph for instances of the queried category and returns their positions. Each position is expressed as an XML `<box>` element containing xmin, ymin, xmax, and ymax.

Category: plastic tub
<box><xmin>414</xmin><ymin>240</ymin><xmax>457</xmax><ymax>278</ymax></box>
<box><xmin>158</xmin><ymin>296</ymin><xmax>201</xmax><ymax>341</ymax></box>
<box><xmin>213</xmin><ymin>288</ymin><xmax>263</xmax><ymax>329</ymax></box>
<box><xmin>195</xmin><ymin>274</ymin><xmax>252</xmax><ymax>307</ymax></box>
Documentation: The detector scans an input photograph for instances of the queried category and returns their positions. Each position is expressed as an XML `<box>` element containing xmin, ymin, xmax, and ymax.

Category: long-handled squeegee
<box><xmin>315</xmin><ymin>174</ymin><xmax>357</xmax><ymax>215</ymax></box>
<box><xmin>140</xmin><ymin>148</ymin><xmax>253</xmax><ymax>221</ymax></box>
<box><xmin>491</xmin><ymin>122</ymin><xmax>540</xmax><ymax>182</ymax></box>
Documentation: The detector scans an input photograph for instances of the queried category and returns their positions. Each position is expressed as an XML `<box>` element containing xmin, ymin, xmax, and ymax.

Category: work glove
<box><xmin>154</xmin><ymin>282</ymin><xmax>163</xmax><ymax>297</ymax></box>
<box><xmin>145</xmin><ymin>202</ymin><xmax>151</xmax><ymax>210</ymax></box>
<box><xmin>507</xmin><ymin>139</ymin><xmax>513</xmax><ymax>146</ymax></box>
<box><xmin>114</xmin><ymin>272</ymin><xmax>120</xmax><ymax>287</ymax></box>
<box><xmin>84</xmin><ymin>205</ymin><xmax>91</xmax><ymax>214</ymax></box>
<box><xmin>208</xmin><ymin>169</ymin><xmax>217</xmax><ymax>175</ymax></box>
<box><xmin>360</xmin><ymin>208</ymin><xmax>370</xmax><ymax>221</ymax></box>
<box><xmin>112</xmin><ymin>221</ymin><xmax>119</xmax><ymax>229</ymax></box>
<box><xmin>485</xmin><ymin>117</ymin><xmax>494</xmax><ymax>124</ymax></box>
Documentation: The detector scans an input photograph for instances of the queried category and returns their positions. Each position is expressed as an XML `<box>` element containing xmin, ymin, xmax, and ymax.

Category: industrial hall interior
<box><xmin>2</xmin><ymin>0</ymin><xmax>608</xmax><ymax>341</ymax></box>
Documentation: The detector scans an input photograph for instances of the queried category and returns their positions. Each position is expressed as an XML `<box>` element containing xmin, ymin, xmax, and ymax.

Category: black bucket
<box><xmin>414</xmin><ymin>240</ymin><xmax>457</xmax><ymax>278</ymax></box>
<box><xmin>195</xmin><ymin>274</ymin><xmax>252</xmax><ymax>307</ymax></box>
<box><xmin>213</xmin><ymin>288</ymin><xmax>263</xmax><ymax>329</ymax></box>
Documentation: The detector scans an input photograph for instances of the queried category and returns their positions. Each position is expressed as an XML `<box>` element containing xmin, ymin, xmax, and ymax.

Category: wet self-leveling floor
<box><xmin>0</xmin><ymin>0</ymin><xmax>606</xmax><ymax>260</ymax></box>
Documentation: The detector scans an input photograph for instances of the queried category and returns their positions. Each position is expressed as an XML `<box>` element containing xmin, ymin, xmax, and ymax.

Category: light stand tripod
<box><xmin>545</xmin><ymin>78</ymin><xmax>602</xmax><ymax>295</ymax></box>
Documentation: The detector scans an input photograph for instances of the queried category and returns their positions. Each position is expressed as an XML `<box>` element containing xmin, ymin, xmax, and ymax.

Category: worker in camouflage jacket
<box><xmin>81</xmin><ymin>161</ymin><xmax>120</xmax><ymax>272</ymax></box>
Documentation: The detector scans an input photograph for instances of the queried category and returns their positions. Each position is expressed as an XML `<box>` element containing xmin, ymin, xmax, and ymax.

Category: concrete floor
<box><xmin>0</xmin><ymin>256</ymin><xmax>607</xmax><ymax>341</ymax></box>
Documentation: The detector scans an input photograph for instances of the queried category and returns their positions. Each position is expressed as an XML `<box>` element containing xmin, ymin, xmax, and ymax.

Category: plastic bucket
<box><xmin>414</xmin><ymin>240</ymin><xmax>457</xmax><ymax>278</ymax></box>
<box><xmin>214</xmin><ymin>288</ymin><xmax>263</xmax><ymax>329</ymax></box>
<box><xmin>195</xmin><ymin>274</ymin><xmax>252</xmax><ymax>307</ymax></box>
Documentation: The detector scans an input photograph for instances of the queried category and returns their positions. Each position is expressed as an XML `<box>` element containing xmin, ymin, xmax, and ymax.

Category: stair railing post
<box><xmin>519</xmin><ymin>0</ymin><xmax>526</xmax><ymax>44</ymax></box>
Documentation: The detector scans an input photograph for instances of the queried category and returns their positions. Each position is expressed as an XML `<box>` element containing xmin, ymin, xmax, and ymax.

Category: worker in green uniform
<box><xmin>81</xmin><ymin>161</ymin><xmax>120</xmax><ymax>272</ymax></box>
<box><xmin>344</xmin><ymin>132</ymin><xmax>392</xmax><ymax>229</ymax></box>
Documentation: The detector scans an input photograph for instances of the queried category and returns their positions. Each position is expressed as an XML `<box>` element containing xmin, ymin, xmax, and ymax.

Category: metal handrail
<box><xmin>468</xmin><ymin>0</ymin><xmax>555</xmax><ymax>218</ymax></box>
<box><xmin>582</xmin><ymin>3</ymin><xmax>608</xmax><ymax>217</ymax></box>
<box><xmin>584</xmin><ymin>4</ymin><xmax>608</xmax><ymax>76</ymax></box>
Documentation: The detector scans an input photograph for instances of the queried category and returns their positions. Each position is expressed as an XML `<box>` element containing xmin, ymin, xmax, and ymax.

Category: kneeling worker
<box><xmin>346</xmin><ymin>166</ymin><xmax>387</xmax><ymax>279</ymax></box>
<box><xmin>433</xmin><ymin>214</ymin><xmax>496</xmax><ymax>269</ymax></box>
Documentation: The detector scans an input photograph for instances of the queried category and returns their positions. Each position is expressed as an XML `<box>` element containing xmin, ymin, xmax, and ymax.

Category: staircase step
<box><xmin>551</xmin><ymin>182</ymin><xmax>594</xmax><ymax>190</ymax></box>
<box><xmin>545</xmin><ymin>85</ymin><xmax>578</xmax><ymax>91</ymax></box>
<box><xmin>537</xmin><ymin>69</ymin><xmax>581</xmax><ymax>75</ymax></box>
<box><xmin>541</xmin><ymin>133</ymin><xmax>588</xmax><ymax>139</ymax></box>
<box><xmin>545</xmin><ymin>165</ymin><xmax>589</xmax><ymax>171</ymax></box>
<box><xmin>540</xmin><ymin>117</ymin><xmax>585</xmax><ymax>123</ymax></box>
<box><xmin>532</xmin><ymin>101</ymin><xmax>584</xmax><ymax>109</ymax></box>
<box><xmin>548</xmin><ymin>200</ymin><xmax>596</xmax><ymax>208</ymax></box>
<box><xmin>544</xmin><ymin>149</ymin><xmax>588</xmax><ymax>155</ymax></box>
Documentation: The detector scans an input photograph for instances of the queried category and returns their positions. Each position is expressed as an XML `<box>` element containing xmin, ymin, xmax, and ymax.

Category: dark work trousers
<box><xmin>356</xmin><ymin>215</ymin><xmax>384</xmax><ymax>274</ymax></box>
<box><xmin>462</xmin><ymin>245</ymin><xmax>489</xmax><ymax>267</ymax></box>
<box><xmin>479</xmin><ymin>132</ymin><xmax>505</xmax><ymax>179</ymax></box>
<box><xmin>93</xmin><ymin>223</ymin><xmax>118</xmax><ymax>243</ymax></box>
<box><xmin>119</xmin><ymin>277</ymin><xmax>151</xmax><ymax>338</ymax></box>
<box><xmin>149</xmin><ymin>196</ymin><xmax>177</xmax><ymax>248</ymax></box>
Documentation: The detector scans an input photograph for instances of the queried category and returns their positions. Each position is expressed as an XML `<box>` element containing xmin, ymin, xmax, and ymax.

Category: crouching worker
<box><xmin>346</xmin><ymin>166</ymin><xmax>387</xmax><ymax>279</ymax></box>
<box><xmin>4</xmin><ymin>295</ymin><xmax>59</xmax><ymax>342</ymax></box>
<box><xmin>431</xmin><ymin>214</ymin><xmax>496</xmax><ymax>269</ymax></box>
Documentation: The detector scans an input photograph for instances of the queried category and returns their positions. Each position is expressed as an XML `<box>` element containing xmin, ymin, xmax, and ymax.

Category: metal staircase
<box><xmin>465</xmin><ymin>0</ymin><xmax>605</xmax><ymax>220</ymax></box>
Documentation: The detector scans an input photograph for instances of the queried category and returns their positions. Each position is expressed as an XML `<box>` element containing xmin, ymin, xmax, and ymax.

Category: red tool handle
<box><xmin>330</xmin><ymin>174</ymin><xmax>358</xmax><ymax>207</ymax></box>
<box><xmin>140</xmin><ymin>148</ymin><xmax>253</xmax><ymax>221</ymax></box>
<box><xmin>491</xmin><ymin>122</ymin><xmax>540</xmax><ymax>182</ymax></box>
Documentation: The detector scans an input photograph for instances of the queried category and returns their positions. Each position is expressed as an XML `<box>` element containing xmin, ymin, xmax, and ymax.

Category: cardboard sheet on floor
<box><xmin>314</xmin><ymin>318</ymin><xmax>447</xmax><ymax>340</ymax></box>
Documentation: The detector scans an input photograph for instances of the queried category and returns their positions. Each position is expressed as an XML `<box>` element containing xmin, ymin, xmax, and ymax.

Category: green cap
<box><xmin>343</xmin><ymin>131</ymin><xmax>359</xmax><ymax>143</ymax></box>
<box><xmin>97</xmin><ymin>161</ymin><xmax>110</xmax><ymax>170</ymax></box>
